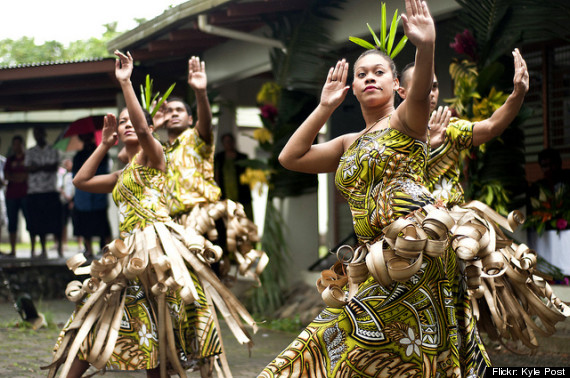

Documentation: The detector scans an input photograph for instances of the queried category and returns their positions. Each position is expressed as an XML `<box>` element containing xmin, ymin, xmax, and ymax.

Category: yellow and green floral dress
<box><xmin>49</xmin><ymin>159</ymin><xmax>251</xmax><ymax>377</ymax></box>
<box><xmin>163</xmin><ymin>127</ymin><xmax>265</xmax><ymax>286</ymax></box>
<box><xmin>164</xmin><ymin>127</ymin><xmax>221</xmax><ymax>216</ymax></box>
<box><xmin>260</xmin><ymin>126</ymin><xmax>489</xmax><ymax>377</ymax></box>
<box><xmin>427</xmin><ymin>118</ymin><xmax>474</xmax><ymax>206</ymax></box>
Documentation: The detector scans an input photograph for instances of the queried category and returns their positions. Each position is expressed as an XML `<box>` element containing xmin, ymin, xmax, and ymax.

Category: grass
<box><xmin>0</xmin><ymin>240</ymin><xmax>81</xmax><ymax>255</ymax></box>
<box><xmin>254</xmin><ymin>314</ymin><xmax>303</xmax><ymax>333</ymax></box>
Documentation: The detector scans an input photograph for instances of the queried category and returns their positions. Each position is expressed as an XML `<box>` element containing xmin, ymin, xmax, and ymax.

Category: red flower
<box><xmin>450</xmin><ymin>29</ymin><xmax>478</xmax><ymax>61</ymax></box>
<box><xmin>260</xmin><ymin>104</ymin><xmax>278</xmax><ymax>123</ymax></box>
<box><xmin>556</xmin><ymin>218</ymin><xmax>568</xmax><ymax>230</ymax></box>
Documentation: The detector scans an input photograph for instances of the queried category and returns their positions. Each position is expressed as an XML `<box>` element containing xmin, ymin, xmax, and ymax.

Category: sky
<box><xmin>1</xmin><ymin>0</ymin><xmax>188</xmax><ymax>45</ymax></box>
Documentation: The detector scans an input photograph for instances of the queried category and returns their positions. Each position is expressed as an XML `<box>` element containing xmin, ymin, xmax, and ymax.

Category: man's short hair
<box><xmin>167</xmin><ymin>96</ymin><xmax>193</xmax><ymax>118</ymax></box>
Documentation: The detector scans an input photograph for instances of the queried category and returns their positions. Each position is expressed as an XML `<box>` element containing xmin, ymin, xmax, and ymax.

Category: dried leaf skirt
<box><xmin>47</xmin><ymin>220</ymin><xmax>258</xmax><ymax>377</ymax></box>
<box><xmin>259</xmin><ymin>201</ymin><xmax>570</xmax><ymax>377</ymax></box>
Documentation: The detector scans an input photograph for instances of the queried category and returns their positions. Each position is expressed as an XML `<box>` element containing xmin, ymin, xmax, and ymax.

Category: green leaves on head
<box><xmin>349</xmin><ymin>2</ymin><xmax>408</xmax><ymax>59</ymax></box>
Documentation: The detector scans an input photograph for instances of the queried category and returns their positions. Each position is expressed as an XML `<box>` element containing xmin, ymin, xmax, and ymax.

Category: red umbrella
<box><xmin>54</xmin><ymin>116</ymin><xmax>105</xmax><ymax>151</ymax></box>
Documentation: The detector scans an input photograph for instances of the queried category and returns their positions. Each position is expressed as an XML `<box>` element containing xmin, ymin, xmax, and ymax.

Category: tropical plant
<box><xmin>444</xmin><ymin>0</ymin><xmax>560</xmax><ymax>213</ymax></box>
<box><xmin>245</xmin><ymin>0</ymin><xmax>346</xmax><ymax>314</ymax></box>
<box><xmin>526</xmin><ymin>185</ymin><xmax>570</xmax><ymax>236</ymax></box>
<box><xmin>453</xmin><ymin>0</ymin><xmax>570</xmax><ymax>69</ymax></box>
<box><xmin>349</xmin><ymin>2</ymin><xmax>408</xmax><ymax>59</ymax></box>
<box><xmin>0</xmin><ymin>23</ymin><xmax>121</xmax><ymax>65</ymax></box>
<box><xmin>139</xmin><ymin>74</ymin><xmax>176</xmax><ymax>118</ymax></box>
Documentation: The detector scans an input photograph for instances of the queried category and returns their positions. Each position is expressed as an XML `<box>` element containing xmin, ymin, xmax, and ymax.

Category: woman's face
<box><xmin>12</xmin><ymin>139</ymin><xmax>23</xmax><ymax>154</ymax></box>
<box><xmin>117</xmin><ymin>108</ymin><xmax>138</xmax><ymax>145</ymax></box>
<box><xmin>352</xmin><ymin>54</ymin><xmax>399</xmax><ymax>107</ymax></box>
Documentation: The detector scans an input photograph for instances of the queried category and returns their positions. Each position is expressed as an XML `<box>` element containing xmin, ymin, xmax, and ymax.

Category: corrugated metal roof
<box><xmin>0</xmin><ymin>57</ymin><xmax>108</xmax><ymax>70</ymax></box>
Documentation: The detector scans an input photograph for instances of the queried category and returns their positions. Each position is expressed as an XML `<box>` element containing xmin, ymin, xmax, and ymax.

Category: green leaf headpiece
<box><xmin>349</xmin><ymin>2</ymin><xmax>408</xmax><ymax>59</ymax></box>
<box><xmin>139</xmin><ymin>74</ymin><xmax>176</xmax><ymax>118</ymax></box>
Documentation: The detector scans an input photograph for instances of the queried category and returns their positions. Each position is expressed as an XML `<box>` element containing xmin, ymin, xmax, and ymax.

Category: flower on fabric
<box><xmin>118</xmin><ymin>202</ymin><xmax>128</xmax><ymax>224</ymax></box>
<box><xmin>253</xmin><ymin>127</ymin><xmax>274</xmax><ymax>144</ymax></box>
<box><xmin>450</xmin><ymin>29</ymin><xmax>478</xmax><ymax>61</ymax></box>
<box><xmin>138</xmin><ymin>324</ymin><xmax>155</xmax><ymax>347</ymax></box>
<box><xmin>141</xmin><ymin>187</ymin><xmax>162</xmax><ymax>209</ymax></box>
<box><xmin>399</xmin><ymin>327</ymin><xmax>422</xmax><ymax>357</ymax></box>
<box><xmin>556</xmin><ymin>218</ymin><xmax>568</xmax><ymax>230</ymax></box>
<box><xmin>433</xmin><ymin>178</ymin><xmax>453</xmax><ymax>200</ymax></box>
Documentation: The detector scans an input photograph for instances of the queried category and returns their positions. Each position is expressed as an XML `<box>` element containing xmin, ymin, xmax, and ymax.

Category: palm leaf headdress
<box><xmin>349</xmin><ymin>2</ymin><xmax>408</xmax><ymax>59</ymax></box>
<box><xmin>139</xmin><ymin>74</ymin><xmax>176</xmax><ymax>118</ymax></box>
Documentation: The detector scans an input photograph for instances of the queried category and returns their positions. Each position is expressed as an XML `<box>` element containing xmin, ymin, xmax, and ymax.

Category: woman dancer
<box><xmin>47</xmin><ymin>51</ymin><xmax>256</xmax><ymax>378</ymax></box>
<box><xmin>260</xmin><ymin>0</ymin><xmax>568</xmax><ymax>377</ymax></box>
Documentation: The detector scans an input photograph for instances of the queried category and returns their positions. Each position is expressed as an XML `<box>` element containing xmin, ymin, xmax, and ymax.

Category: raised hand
<box><xmin>101</xmin><ymin>113</ymin><xmax>119</xmax><ymax>147</ymax></box>
<box><xmin>401</xmin><ymin>0</ymin><xmax>435</xmax><ymax>48</ymax></box>
<box><xmin>512</xmin><ymin>48</ymin><xmax>529</xmax><ymax>95</ymax></box>
<box><xmin>429</xmin><ymin>106</ymin><xmax>451</xmax><ymax>135</ymax></box>
<box><xmin>188</xmin><ymin>56</ymin><xmax>207</xmax><ymax>91</ymax></box>
<box><xmin>114</xmin><ymin>50</ymin><xmax>134</xmax><ymax>83</ymax></box>
<box><xmin>151</xmin><ymin>99</ymin><xmax>168</xmax><ymax>129</ymax></box>
<box><xmin>320</xmin><ymin>59</ymin><xmax>350</xmax><ymax>109</ymax></box>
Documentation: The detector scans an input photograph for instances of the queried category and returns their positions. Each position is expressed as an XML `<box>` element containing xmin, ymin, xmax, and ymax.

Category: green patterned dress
<box><xmin>260</xmin><ymin>126</ymin><xmax>489</xmax><ymax>377</ymax></box>
<box><xmin>427</xmin><ymin>118</ymin><xmax>474</xmax><ymax>206</ymax></box>
<box><xmin>53</xmin><ymin>160</ymin><xmax>221</xmax><ymax>372</ymax></box>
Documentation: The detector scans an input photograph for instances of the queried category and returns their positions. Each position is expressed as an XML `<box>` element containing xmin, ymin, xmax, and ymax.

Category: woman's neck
<box><xmin>125</xmin><ymin>144</ymin><xmax>141</xmax><ymax>162</ymax></box>
<box><xmin>361</xmin><ymin>103</ymin><xmax>395</xmax><ymax>128</ymax></box>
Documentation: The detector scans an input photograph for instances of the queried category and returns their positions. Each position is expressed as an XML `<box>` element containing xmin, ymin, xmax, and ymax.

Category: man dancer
<box><xmin>397</xmin><ymin>48</ymin><xmax>529</xmax><ymax>206</ymax></box>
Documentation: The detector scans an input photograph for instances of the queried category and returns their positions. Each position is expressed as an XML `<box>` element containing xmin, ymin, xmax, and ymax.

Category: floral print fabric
<box><xmin>427</xmin><ymin>118</ymin><xmax>474</xmax><ymax>206</ymax></box>
<box><xmin>164</xmin><ymin>128</ymin><xmax>221</xmax><ymax>216</ymax></box>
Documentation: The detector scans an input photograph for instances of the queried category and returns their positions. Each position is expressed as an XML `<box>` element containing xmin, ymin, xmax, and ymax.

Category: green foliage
<box><xmin>349</xmin><ymin>2</ymin><xmax>408</xmax><ymax>59</ymax></box>
<box><xmin>255</xmin><ymin>314</ymin><xmax>303</xmax><ymax>333</ymax></box>
<box><xmin>248</xmin><ymin>201</ymin><xmax>291</xmax><ymax>314</ymax></box>
<box><xmin>139</xmin><ymin>74</ymin><xmax>176</xmax><ymax>118</ymax></box>
<box><xmin>447</xmin><ymin>0</ymin><xmax>559</xmax><ymax>213</ymax></box>
<box><xmin>526</xmin><ymin>185</ymin><xmax>570</xmax><ymax>236</ymax></box>
<box><xmin>0</xmin><ymin>23</ymin><xmax>121</xmax><ymax>65</ymax></box>
<box><xmin>454</xmin><ymin>0</ymin><xmax>570</xmax><ymax>68</ymax></box>
<box><xmin>247</xmin><ymin>1</ymin><xmax>348</xmax><ymax>313</ymax></box>
<box><xmin>268</xmin><ymin>0</ymin><xmax>346</xmax><ymax>92</ymax></box>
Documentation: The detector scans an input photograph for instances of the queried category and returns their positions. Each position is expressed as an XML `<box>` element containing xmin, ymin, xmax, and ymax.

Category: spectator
<box><xmin>3</xmin><ymin>135</ymin><xmax>27</xmax><ymax>257</ymax></box>
<box><xmin>0</xmin><ymin>137</ymin><xmax>6</xmax><ymax>254</ymax></box>
<box><xmin>214</xmin><ymin>133</ymin><xmax>253</xmax><ymax>219</ymax></box>
<box><xmin>72</xmin><ymin>132</ymin><xmax>111</xmax><ymax>257</ymax></box>
<box><xmin>532</xmin><ymin>148</ymin><xmax>570</xmax><ymax>194</ymax></box>
<box><xmin>57</xmin><ymin>159</ymin><xmax>75</xmax><ymax>252</ymax></box>
<box><xmin>24</xmin><ymin>127</ymin><xmax>62</xmax><ymax>258</ymax></box>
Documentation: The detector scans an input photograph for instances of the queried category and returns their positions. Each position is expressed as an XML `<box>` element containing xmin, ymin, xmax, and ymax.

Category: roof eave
<box><xmin>107</xmin><ymin>0</ymin><xmax>235</xmax><ymax>52</ymax></box>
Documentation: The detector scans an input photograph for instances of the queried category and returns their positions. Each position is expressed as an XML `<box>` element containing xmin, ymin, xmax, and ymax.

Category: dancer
<box><xmin>260</xmin><ymin>1</ymin><xmax>568</xmax><ymax>377</ymax></box>
<box><xmin>47</xmin><ymin>51</ymin><xmax>256</xmax><ymax>378</ymax></box>
<box><xmin>397</xmin><ymin>49</ymin><xmax>529</xmax><ymax>206</ymax></box>
<box><xmin>158</xmin><ymin>57</ymin><xmax>265</xmax><ymax>285</ymax></box>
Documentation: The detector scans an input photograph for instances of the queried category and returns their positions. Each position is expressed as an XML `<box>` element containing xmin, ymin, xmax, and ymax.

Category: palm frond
<box><xmin>380</xmin><ymin>3</ymin><xmax>387</xmax><ymax>50</ymax></box>
<box><xmin>367</xmin><ymin>23</ymin><xmax>382</xmax><ymax>48</ymax></box>
<box><xmin>349</xmin><ymin>36</ymin><xmax>376</xmax><ymax>50</ymax></box>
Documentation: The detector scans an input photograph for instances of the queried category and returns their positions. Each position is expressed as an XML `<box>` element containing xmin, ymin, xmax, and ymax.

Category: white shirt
<box><xmin>24</xmin><ymin>145</ymin><xmax>59</xmax><ymax>194</ymax></box>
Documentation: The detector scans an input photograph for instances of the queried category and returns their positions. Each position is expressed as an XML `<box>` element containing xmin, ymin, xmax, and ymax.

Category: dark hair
<box><xmin>167</xmin><ymin>96</ymin><xmax>193</xmax><ymax>118</ymax></box>
<box><xmin>399</xmin><ymin>62</ymin><xmax>415</xmax><ymax>89</ymax></box>
<box><xmin>538</xmin><ymin>148</ymin><xmax>562</xmax><ymax>168</ymax></box>
<box><xmin>120</xmin><ymin>107</ymin><xmax>154</xmax><ymax>127</ymax></box>
<box><xmin>221</xmin><ymin>133</ymin><xmax>235</xmax><ymax>142</ymax></box>
<box><xmin>12</xmin><ymin>135</ymin><xmax>23</xmax><ymax>143</ymax></box>
<box><xmin>354</xmin><ymin>49</ymin><xmax>398</xmax><ymax>78</ymax></box>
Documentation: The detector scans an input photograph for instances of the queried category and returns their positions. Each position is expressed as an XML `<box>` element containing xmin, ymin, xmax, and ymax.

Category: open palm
<box><xmin>401</xmin><ymin>0</ymin><xmax>435</xmax><ymax>47</ymax></box>
<box><xmin>188</xmin><ymin>56</ymin><xmax>207</xmax><ymax>91</ymax></box>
